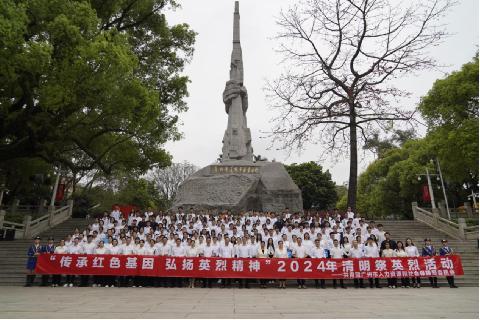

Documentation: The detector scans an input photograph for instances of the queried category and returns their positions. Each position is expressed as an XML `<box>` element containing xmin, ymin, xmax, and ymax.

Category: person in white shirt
<box><xmin>145</xmin><ymin>239</ymin><xmax>156</xmax><ymax>255</ymax></box>
<box><xmin>200</xmin><ymin>237</ymin><xmax>217</xmax><ymax>288</ymax></box>
<box><xmin>309</xmin><ymin>239</ymin><xmax>328</xmax><ymax>289</ymax></box>
<box><xmin>78</xmin><ymin>234</ymin><xmax>95</xmax><ymax>287</ymax></box>
<box><xmin>186</xmin><ymin>240</ymin><xmax>199</xmax><ymax>288</ymax></box>
<box><xmin>256</xmin><ymin>241</ymin><xmax>269</xmax><ymax>288</ymax></box>
<box><xmin>346</xmin><ymin>207</ymin><xmax>355</xmax><ymax>220</ymax></box>
<box><xmin>274</xmin><ymin>240</ymin><xmax>289</xmax><ymax>289</ymax></box>
<box><xmin>63</xmin><ymin>238</ymin><xmax>82</xmax><ymax>287</ymax></box>
<box><xmin>293</xmin><ymin>238</ymin><xmax>307</xmax><ymax>289</ymax></box>
<box><xmin>394</xmin><ymin>240</ymin><xmax>409</xmax><ymax>287</ymax></box>
<box><xmin>382</xmin><ymin>241</ymin><xmax>397</xmax><ymax>288</ymax></box>
<box><xmin>132</xmin><ymin>240</ymin><xmax>148</xmax><ymax>287</ymax></box>
<box><xmin>105</xmin><ymin>239</ymin><xmax>122</xmax><ymax>287</ymax></box>
<box><xmin>52</xmin><ymin>240</ymin><xmax>66</xmax><ymax>287</ymax></box>
<box><xmin>330</xmin><ymin>239</ymin><xmax>347</xmax><ymax>289</ymax></box>
<box><xmin>405</xmin><ymin>238</ymin><xmax>421</xmax><ymax>288</ymax></box>
<box><xmin>348</xmin><ymin>240</ymin><xmax>366</xmax><ymax>288</ymax></box>
<box><xmin>82</xmin><ymin>234</ymin><xmax>97</xmax><ymax>255</ymax></box>
<box><xmin>374</xmin><ymin>224</ymin><xmax>386</xmax><ymax>244</ymax></box>
<box><xmin>170</xmin><ymin>238</ymin><xmax>186</xmax><ymax>288</ymax></box>
<box><xmin>91</xmin><ymin>241</ymin><xmax>108</xmax><ymax>287</ymax></box>
<box><xmin>111</xmin><ymin>208</ymin><xmax>122</xmax><ymax>221</ymax></box>
<box><xmin>154</xmin><ymin>238</ymin><xmax>165</xmax><ymax>256</ymax></box>
<box><xmin>364</xmin><ymin>237</ymin><xmax>381</xmax><ymax>288</ymax></box>
<box><xmin>219</xmin><ymin>237</ymin><xmax>234</xmax><ymax>288</ymax></box>
<box><xmin>302</xmin><ymin>233</ymin><xmax>314</xmax><ymax>253</ymax></box>
<box><xmin>236</xmin><ymin>237</ymin><xmax>252</xmax><ymax>289</ymax></box>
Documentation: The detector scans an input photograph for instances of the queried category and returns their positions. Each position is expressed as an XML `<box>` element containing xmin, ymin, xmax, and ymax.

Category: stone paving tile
<box><xmin>0</xmin><ymin>287</ymin><xmax>477</xmax><ymax>319</ymax></box>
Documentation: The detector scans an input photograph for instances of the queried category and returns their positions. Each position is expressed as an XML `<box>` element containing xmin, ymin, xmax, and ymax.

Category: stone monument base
<box><xmin>172</xmin><ymin>160</ymin><xmax>303</xmax><ymax>213</ymax></box>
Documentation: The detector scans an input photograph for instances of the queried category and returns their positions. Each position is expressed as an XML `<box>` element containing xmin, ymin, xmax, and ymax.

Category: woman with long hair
<box><xmin>186</xmin><ymin>239</ymin><xmax>199</xmax><ymax>288</ymax></box>
<box><xmin>266</xmin><ymin>238</ymin><xmax>275</xmax><ymax>258</ymax></box>
<box><xmin>257</xmin><ymin>241</ymin><xmax>269</xmax><ymax>288</ymax></box>
<box><xmin>395</xmin><ymin>241</ymin><xmax>410</xmax><ymax>288</ymax></box>
<box><xmin>405</xmin><ymin>238</ymin><xmax>421</xmax><ymax>288</ymax></box>
<box><xmin>381</xmin><ymin>241</ymin><xmax>396</xmax><ymax>288</ymax></box>
<box><xmin>274</xmin><ymin>240</ymin><xmax>289</xmax><ymax>289</ymax></box>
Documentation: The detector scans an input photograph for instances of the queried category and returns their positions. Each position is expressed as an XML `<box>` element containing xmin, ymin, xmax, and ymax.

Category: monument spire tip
<box><xmin>235</xmin><ymin>1</ymin><xmax>239</xmax><ymax>13</ymax></box>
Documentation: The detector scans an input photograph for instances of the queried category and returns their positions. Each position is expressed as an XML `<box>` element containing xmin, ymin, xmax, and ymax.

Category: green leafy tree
<box><xmin>356</xmin><ymin>55</ymin><xmax>479</xmax><ymax>218</ymax></box>
<box><xmin>418</xmin><ymin>55</ymin><xmax>479</xmax><ymax>185</ymax></box>
<box><xmin>285</xmin><ymin>162</ymin><xmax>337</xmax><ymax>210</ymax></box>
<box><xmin>0</xmin><ymin>0</ymin><xmax>195</xmax><ymax>176</ymax></box>
<box><xmin>116</xmin><ymin>178</ymin><xmax>160</xmax><ymax>209</ymax></box>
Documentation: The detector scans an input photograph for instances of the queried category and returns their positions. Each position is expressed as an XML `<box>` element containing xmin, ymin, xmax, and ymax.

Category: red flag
<box><xmin>422</xmin><ymin>184</ymin><xmax>431</xmax><ymax>203</ymax></box>
<box><xmin>55</xmin><ymin>178</ymin><xmax>65</xmax><ymax>201</ymax></box>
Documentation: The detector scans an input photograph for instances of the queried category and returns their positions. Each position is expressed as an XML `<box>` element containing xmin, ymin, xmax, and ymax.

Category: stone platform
<box><xmin>0</xmin><ymin>287</ymin><xmax>477</xmax><ymax>318</ymax></box>
<box><xmin>173</xmin><ymin>160</ymin><xmax>303</xmax><ymax>213</ymax></box>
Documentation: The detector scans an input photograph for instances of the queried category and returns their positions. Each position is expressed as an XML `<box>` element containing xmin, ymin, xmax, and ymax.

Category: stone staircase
<box><xmin>375</xmin><ymin>220</ymin><xmax>478</xmax><ymax>287</ymax></box>
<box><xmin>0</xmin><ymin>218</ymin><xmax>91</xmax><ymax>286</ymax></box>
<box><xmin>0</xmin><ymin>218</ymin><xmax>477</xmax><ymax>287</ymax></box>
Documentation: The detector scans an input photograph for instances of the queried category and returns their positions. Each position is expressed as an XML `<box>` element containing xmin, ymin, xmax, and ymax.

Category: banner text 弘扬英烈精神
<box><xmin>35</xmin><ymin>255</ymin><xmax>464</xmax><ymax>279</ymax></box>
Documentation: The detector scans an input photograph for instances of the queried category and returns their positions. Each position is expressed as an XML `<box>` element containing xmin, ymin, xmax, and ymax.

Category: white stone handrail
<box><xmin>29</xmin><ymin>214</ymin><xmax>49</xmax><ymax>227</ymax></box>
<box><xmin>0</xmin><ymin>200</ymin><xmax>73</xmax><ymax>240</ymax></box>
<box><xmin>438</xmin><ymin>215</ymin><xmax>462</xmax><ymax>228</ymax></box>
<box><xmin>416</xmin><ymin>206</ymin><xmax>434</xmax><ymax>217</ymax></box>
<box><xmin>412</xmin><ymin>202</ymin><xmax>479</xmax><ymax>240</ymax></box>
<box><xmin>2</xmin><ymin>221</ymin><xmax>25</xmax><ymax>229</ymax></box>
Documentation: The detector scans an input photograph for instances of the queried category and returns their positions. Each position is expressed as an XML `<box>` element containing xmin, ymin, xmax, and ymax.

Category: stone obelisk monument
<box><xmin>221</xmin><ymin>2</ymin><xmax>253</xmax><ymax>162</ymax></box>
<box><xmin>172</xmin><ymin>2</ymin><xmax>303</xmax><ymax>213</ymax></box>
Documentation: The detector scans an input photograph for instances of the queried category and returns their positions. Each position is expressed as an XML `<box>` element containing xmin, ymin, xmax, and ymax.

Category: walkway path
<box><xmin>0</xmin><ymin>287</ymin><xmax>477</xmax><ymax>318</ymax></box>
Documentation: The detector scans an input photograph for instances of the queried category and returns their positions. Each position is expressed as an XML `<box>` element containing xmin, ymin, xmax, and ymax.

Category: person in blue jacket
<box><xmin>439</xmin><ymin>239</ymin><xmax>458</xmax><ymax>288</ymax></box>
<box><xmin>421</xmin><ymin>238</ymin><xmax>439</xmax><ymax>288</ymax></box>
<box><xmin>40</xmin><ymin>237</ymin><xmax>55</xmax><ymax>286</ymax></box>
<box><xmin>25</xmin><ymin>236</ymin><xmax>42</xmax><ymax>287</ymax></box>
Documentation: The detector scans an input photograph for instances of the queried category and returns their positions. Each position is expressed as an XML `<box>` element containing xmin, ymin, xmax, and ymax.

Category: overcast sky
<box><xmin>164</xmin><ymin>0</ymin><xmax>479</xmax><ymax>185</ymax></box>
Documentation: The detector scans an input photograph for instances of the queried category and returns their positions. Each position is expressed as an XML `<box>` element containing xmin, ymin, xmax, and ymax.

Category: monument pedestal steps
<box><xmin>173</xmin><ymin>160</ymin><xmax>303</xmax><ymax>213</ymax></box>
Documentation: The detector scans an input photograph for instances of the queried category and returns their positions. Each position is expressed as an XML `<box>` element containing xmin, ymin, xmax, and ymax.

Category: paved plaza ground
<box><xmin>0</xmin><ymin>286</ymin><xmax>477</xmax><ymax>319</ymax></box>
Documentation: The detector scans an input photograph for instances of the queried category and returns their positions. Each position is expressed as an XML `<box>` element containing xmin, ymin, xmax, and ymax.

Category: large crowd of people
<box><xmin>25</xmin><ymin>207</ymin><xmax>458</xmax><ymax>289</ymax></box>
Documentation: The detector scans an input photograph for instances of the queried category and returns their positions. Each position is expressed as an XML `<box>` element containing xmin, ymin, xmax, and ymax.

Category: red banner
<box><xmin>35</xmin><ymin>254</ymin><xmax>463</xmax><ymax>279</ymax></box>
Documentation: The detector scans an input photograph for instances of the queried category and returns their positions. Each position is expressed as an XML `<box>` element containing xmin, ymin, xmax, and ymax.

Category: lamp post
<box><xmin>50</xmin><ymin>166</ymin><xmax>62</xmax><ymax>208</ymax></box>
<box><xmin>417</xmin><ymin>165</ymin><xmax>451</xmax><ymax>220</ymax></box>
<box><xmin>0</xmin><ymin>183</ymin><xmax>8</xmax><ymax>208</ymax></box>
<box><xmin>467</xmin><ymin>190</ymin><xmax>478</xmax><ymax>209</ymax></box>
<box><xmin>433</xmin><ymin>158</ymin><xmax>451</xmax><ymax>220</ymax></box>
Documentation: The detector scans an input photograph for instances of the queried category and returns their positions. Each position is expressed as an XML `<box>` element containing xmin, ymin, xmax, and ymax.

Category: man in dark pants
<box><xmin>25</xmin><ymin>236</ymin><xmax>42</xmax><ymax>287</ymax></box>
<box><xmin>422</xmin><ymin>238</ymin><xmax>439</xmax><ymax>288</ymax></box>
<box><xmin>439</xmin><ymin>239</ymin><xmax>458</xmax><ymax>288</ymax></box>
<box><xmin>40</xmin><ymin>237</ymin><xmax>55</xmax><ymax>286</ymax></box>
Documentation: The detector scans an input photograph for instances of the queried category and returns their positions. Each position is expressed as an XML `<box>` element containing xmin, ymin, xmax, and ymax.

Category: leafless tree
<box><xmin>149</xmin><ymin>161</ymin><xmax>198</xmax><ymax>202</ymax></box>
<box><xmin>267</xmin><ymin>0</ymin><xmax>453</xmax><ymax>210</ymax></box>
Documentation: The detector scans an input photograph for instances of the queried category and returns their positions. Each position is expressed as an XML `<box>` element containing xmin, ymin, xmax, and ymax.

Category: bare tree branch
<box><xmin>266</xmin><ymin>0</ymin><xmax>453</xmax><ymax>209</ymax></box>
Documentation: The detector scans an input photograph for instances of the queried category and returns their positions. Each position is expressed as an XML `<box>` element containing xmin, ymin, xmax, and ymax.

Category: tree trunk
<box><xmin>347</xmin><ymin>113</ymin><xmax>358</xmax><ymax>211</ymax></box>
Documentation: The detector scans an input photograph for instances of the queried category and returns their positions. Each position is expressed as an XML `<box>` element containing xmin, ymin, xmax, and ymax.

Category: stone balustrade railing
<box><xmin>0</xmin><ymin>200</ymin><xmax>73</xmax><ymax>240</ymax></box>
<box><xmin>411</xmin><ymin>202</ymin><xmax>479</xmax><ymax>240</ymax></box>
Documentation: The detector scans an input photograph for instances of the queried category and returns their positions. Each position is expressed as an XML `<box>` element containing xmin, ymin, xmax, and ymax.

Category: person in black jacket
<box><xmin>380</xmin><ymin>232</ymin><xmax>397</xmax><ymax>255</ymax></box>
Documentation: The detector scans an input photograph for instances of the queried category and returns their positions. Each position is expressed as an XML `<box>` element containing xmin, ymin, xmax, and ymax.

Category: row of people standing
<box><xmin>27</xmin><ymin>234</ymin><xmax>458</xmax><ymax>289</ymax></box>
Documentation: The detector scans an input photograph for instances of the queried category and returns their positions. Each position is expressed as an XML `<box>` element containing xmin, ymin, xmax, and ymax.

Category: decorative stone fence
<box><xmin>411</xmin><ymin>202</ymin><xmax>479</xmax><ymax>240</ymax></box>
<box><xmin>0</xmin><ymin>200</ymin><xmax>73</xmax><ymax>240</ymax></box>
